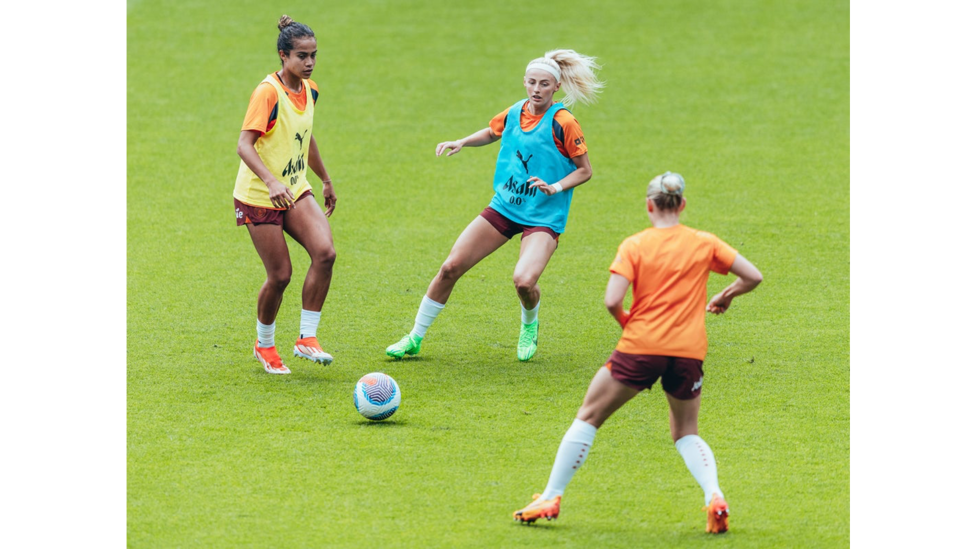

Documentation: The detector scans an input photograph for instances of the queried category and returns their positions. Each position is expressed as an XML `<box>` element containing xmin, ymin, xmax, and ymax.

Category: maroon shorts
<box><xmin>604</xmin><ymin>350</ymin><xmax>705</xmax><ymax>400</ymax></box>
<box><xmin>235</xmin><ymin>190</ymin><xmax>313</xmax><ymax>226</ymax></box>
<box><xmin>479</xmin><ymin>207</ymin><xmax>560</xmax><ymax>241</ymax></box>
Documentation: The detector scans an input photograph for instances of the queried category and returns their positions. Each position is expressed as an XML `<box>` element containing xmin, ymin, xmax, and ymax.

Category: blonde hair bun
<box><xmin>648</xmin><ymin>171</ymin><xmax>685</xmax><ymax>196</ymax></box>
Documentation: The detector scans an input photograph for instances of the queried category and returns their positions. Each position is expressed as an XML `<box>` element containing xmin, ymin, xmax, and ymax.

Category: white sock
<box><xmin>521</xmin><ymin>301</ymin><xmax>540</xmax><ymax>325</ymax></box>
<box><xmin>257</xmin><ymin>319</ymin><xmax>275</xmax><ymax>348</ymax></box>
<box><xmin>675</xmin><ymin>434</ymin><xmax>724</xmax><ymax>505</ymax></box>
<box><xmin>300</xmin><ymin>309</ymin><xmax>321</xmax><ymax>339</ymax></box>
<box><xmin>409</xmin><ymin>295</ymin><xmax>445</xmax><ymax>339</ymax></box>
<box><xmin>540</xmin><ymin>418</ymin><xmax>597</xmax><ymax>499</ymax></box>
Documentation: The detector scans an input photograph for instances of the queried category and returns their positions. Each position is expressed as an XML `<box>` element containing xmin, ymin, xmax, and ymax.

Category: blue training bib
<box><xmin>488</xmin><ymin>100</ymin><xmax>577</xmax><ymax>234</ymax></box>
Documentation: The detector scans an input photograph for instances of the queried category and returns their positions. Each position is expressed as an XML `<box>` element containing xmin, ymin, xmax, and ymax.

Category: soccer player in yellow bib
<box><xmin>233</xmin><ymin>15</ymin><xmax>337</xmax><ymax>374</ymax></box>
<box><xmin>513</xmin><ymin>172</ymin><xmax>763</xmax><ymax>533</ymax></box>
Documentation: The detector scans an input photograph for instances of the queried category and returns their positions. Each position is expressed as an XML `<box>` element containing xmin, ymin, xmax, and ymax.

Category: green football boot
<box><xmin>517</xmin><ymin>320</ymin><xmax>539</xmax><ymax>361</ymax></box>
<box><xmin>386</xmin><ymin>334</ymin><xmax>422</xmax><ymax>359</ymax></box>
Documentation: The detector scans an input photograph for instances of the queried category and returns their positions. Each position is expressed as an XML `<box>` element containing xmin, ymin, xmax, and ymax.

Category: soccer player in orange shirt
<box><xmin>513</xmin><ymin>172</ymin><xmax>763</xmax><ymax>534</ymax></box>
<box><xmin>234</xmin><ymin>16</ymin><xmax>338</xmax><ymax>374</ymax></box>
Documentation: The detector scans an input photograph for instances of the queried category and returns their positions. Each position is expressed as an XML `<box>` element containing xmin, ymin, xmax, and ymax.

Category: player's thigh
<box><xmin>443</xmin><ymin>215</ymin><xmax>511</xmax><ymax>273</ymax></box>
<box><xmin>666</xmin><ymin>392</ymin><xmax>701</xmax><ymax>440</ymax></box>
<box><xmin>513</xmin><ymin>231</ymin><xmax>558</xmax><ymax>284</ymax></box>
<box><xmin>576</xmin><ymin>366</ymin><xmax>641</xmax><ymax>427</ymax></box>
<box><xmin>246</xmin><ymin>222</ymin><xmax>292</xmax><ymax>278</ymax></box>
<box><xmin>283</xmin><ymin>195</ymin><xmax>335</xmax><ymax>258</ymax></box>
<box><xmin>662</xmin><ymin>358</ymin><xmax>704</xmax><ymax>437</ymax></box>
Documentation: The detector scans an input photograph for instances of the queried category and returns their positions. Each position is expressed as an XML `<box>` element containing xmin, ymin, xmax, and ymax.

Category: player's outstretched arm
<box><xmin>605</xmin><ymin>273</ymin><xmax>632</xmax><ymax>328</ymax></box>
<box><xmin>707</xmin><ymin>254</ymin><xmax>763</xmax><ymax>314</ymax></box>
<box><xmin>435</xmin><ymin>128</ymin><xmax>499</xmax><ymax>157</ymax></box>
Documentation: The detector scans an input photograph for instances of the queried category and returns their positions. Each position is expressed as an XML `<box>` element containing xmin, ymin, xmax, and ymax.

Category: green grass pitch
<box><xmin>128</xmin><ymin>0</ymin><xmax>849</xmax><ymax>547</ymax></box>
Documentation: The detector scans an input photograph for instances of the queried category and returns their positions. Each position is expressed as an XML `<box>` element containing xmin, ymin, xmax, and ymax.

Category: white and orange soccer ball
<box><xmin>354</xmin><ymin>372</ymin><xmax>401</xmax><ymax>420</ymax></box>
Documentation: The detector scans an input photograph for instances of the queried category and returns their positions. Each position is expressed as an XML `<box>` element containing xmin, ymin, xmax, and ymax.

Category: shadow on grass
<box><xmin>384</xmin><ymin>356</ymin><xmax>435</xmax><ymax>364</ymax></box>
<box><xmin>246</xmin><ymin>368</ymin><xmax>345</xmax><ymax>384</ymax></box>
<box><xmin>352</xmin><ymin>419</ymin><xmax>405</xmax><ymax>427</ymax></box>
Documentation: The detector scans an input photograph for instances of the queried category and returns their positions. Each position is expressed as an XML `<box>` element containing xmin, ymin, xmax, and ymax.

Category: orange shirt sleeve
<box><xmin>705</xmin><ymin>233</ymin><xmax>738</xmax><ymax>275</ymax></box>
<box><xmin>241</xmin><ymin>82</ymin><xmax>278</xmax><ymax>134</ymax></box>
<box><xmin>609</xmin><ymin>237</ymin><xmax>637</xmax><ymax>281</ymax></box>
<box><xmin>553</xmin><ymin>110</ymin><xmax>587</xmax><ymax>158</ymax></box>
<box><xmin>489</xmin><ymin>108</ymin><xmax>510</xmax><ymax>138</ymax></box>
<box><xmin>307</xmin><ymin>79</ymin><xmax>319</xmax><ymax>106</ymax></box>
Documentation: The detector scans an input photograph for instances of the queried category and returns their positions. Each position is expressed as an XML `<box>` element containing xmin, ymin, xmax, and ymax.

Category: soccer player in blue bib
<box><xmin>386</xmin><ymin>50</ymin><xmax>604</xmax><ymax>362</ymax></box>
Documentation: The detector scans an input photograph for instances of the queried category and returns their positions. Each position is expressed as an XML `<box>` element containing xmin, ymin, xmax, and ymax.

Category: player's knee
<box><xmin>312</xmin><ymin>246</ymin><xmax>336</xmax><ymax>268</ymax></box>
<box><xmin>438</xmin><ymin>259</ymin><xmax>465</xmax><ymax>282</ymax></box>
<box><xmin>268</xmin><ymin>269</ymin><xmax>292</xmax><ymax>291</ymax></box>
<box><xmin>575</xmin><ymin>407</ymin><xmax>605</xmax><ymax>429</ymax></box>
<box><xmin>513</xmin><ymin>273</ymin><xmax>537</xmax><ymax>295</ymax></box>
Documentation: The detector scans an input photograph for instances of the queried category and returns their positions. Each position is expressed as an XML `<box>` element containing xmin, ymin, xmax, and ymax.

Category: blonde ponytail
<box><xmin>526</xmin><ymin>49</ymin><xmax>604</xmax><ymax>107</ymax></box>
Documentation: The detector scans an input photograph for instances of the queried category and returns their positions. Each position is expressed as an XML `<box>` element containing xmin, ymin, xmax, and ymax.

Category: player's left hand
<box><xmin>616</xmin><ymin>310</ymin><xmax>631</xmax><ymax>328</ymax></box>
<box><xmin>706</xmin><ymin>293</ymin><xmax>732</xmax><ymax>314</ymax></box>
<box><xmin>322</xmin><ymin>181</ymin><xmax>337</xmax><ymax>217</ymax></box>
<box><xmin>528</xmin><ymin>177</ymin><xmax>558</xmax><ymax>196</ymax></box>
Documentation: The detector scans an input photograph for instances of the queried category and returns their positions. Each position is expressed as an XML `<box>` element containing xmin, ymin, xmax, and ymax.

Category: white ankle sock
<box><xmin>257</xmin><ymin>320</ymin><xmax>275</xmax><ymax>348</ymax></box>
<box><xmin>675</xmin><ymin>434</ymin><xmax>724</xmax><ymax>505</ymax></box>
<box><xmin>300</xmin><ymin>309</ymin><xmax>321</xmax><ymax>339</ymax></box>
<box><xmin>409</xmin><ymin>295</ymin><xmax>445</xmax><ymax>339</ymax></box>
<box><xmin>521</xmin><ymin>301</ymin><xmax>540</xmax><ymax>325</ymax></box>
<box><xmin>540</xmin><ymin>418</ymin><xmax>597</xmax><ymax>499</ymax></box>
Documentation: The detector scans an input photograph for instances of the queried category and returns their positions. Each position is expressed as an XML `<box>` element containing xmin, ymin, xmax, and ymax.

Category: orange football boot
<box><xmin>513</xmin><ymin>494</ymin><xmax>561</xmax><ymax>524</ymax></box>
<box><xmin>294</xmin><ymin>336</ymin><xmax>334</xmax><ymax>364</ymax></box>
<box><xmin>704</xmin><ymin>493</ymin><xmax>729</xmax><ymax>533</ymax></box>
<box><xmin>254</xmin><ymin>341</ymin><xmax>291</xmax><ymax>374</ymax></box>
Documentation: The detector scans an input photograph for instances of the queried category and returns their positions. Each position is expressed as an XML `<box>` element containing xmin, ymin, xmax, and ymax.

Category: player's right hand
<box><xmin>436</xmin><ymin>140</ymin><xmax>463</xmax><ymax>157</ymax></box>
<box><xmin>266</xmin><ymin>180</ymin><xmax>295</xmax><ymax>209</ymax></box>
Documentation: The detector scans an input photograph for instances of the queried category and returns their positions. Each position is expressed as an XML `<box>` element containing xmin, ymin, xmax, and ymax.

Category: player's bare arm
<box><xmin>237</xmin><ymin>129</ymin><xmax>295</xmax><ymax>208</ymax></box>
<box><xmin>529</xmin><ymin>152</ymin><xmax>592</xmax><ymax>195</ymax></box>
<box><xmin>435</xmin><ymin>127</ymin><xmax>500</xmax><ymax>157</ymax></box>
<box><xmin>604</xmin><ymin>273</ymin><xmax>631</xmax><ymax>328</ymax></box>
<box><xmin>706</xmin><ymin>255</ymin><xmax>763</xmax><ymax>314</ymax></box>
<box><xmin>308</xmin><ymin>134</ymin><xmax>336</xmax><ymax>216</ymax></box>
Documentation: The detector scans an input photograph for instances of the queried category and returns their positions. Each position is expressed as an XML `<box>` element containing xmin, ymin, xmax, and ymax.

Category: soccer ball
<box><xmin>354</xmin><ymin>372</ymin><xmax>401</xmax><ymax>420</ymax></box>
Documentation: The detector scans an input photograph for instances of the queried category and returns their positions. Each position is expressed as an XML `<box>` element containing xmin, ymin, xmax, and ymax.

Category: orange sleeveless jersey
<box><xmin>610</xmin><ymin>224</ymin><xmax>738</xmax><ymax>360</ymax></box>
<box><xmin>489</xmin><ymin>103</ymin><xmax>587</xmax><ymax>158</ymax></box>
<box><xmin>241</xmin><ymin>75</ymin><xmax>320</xmax><ymax>134</ymax></box>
